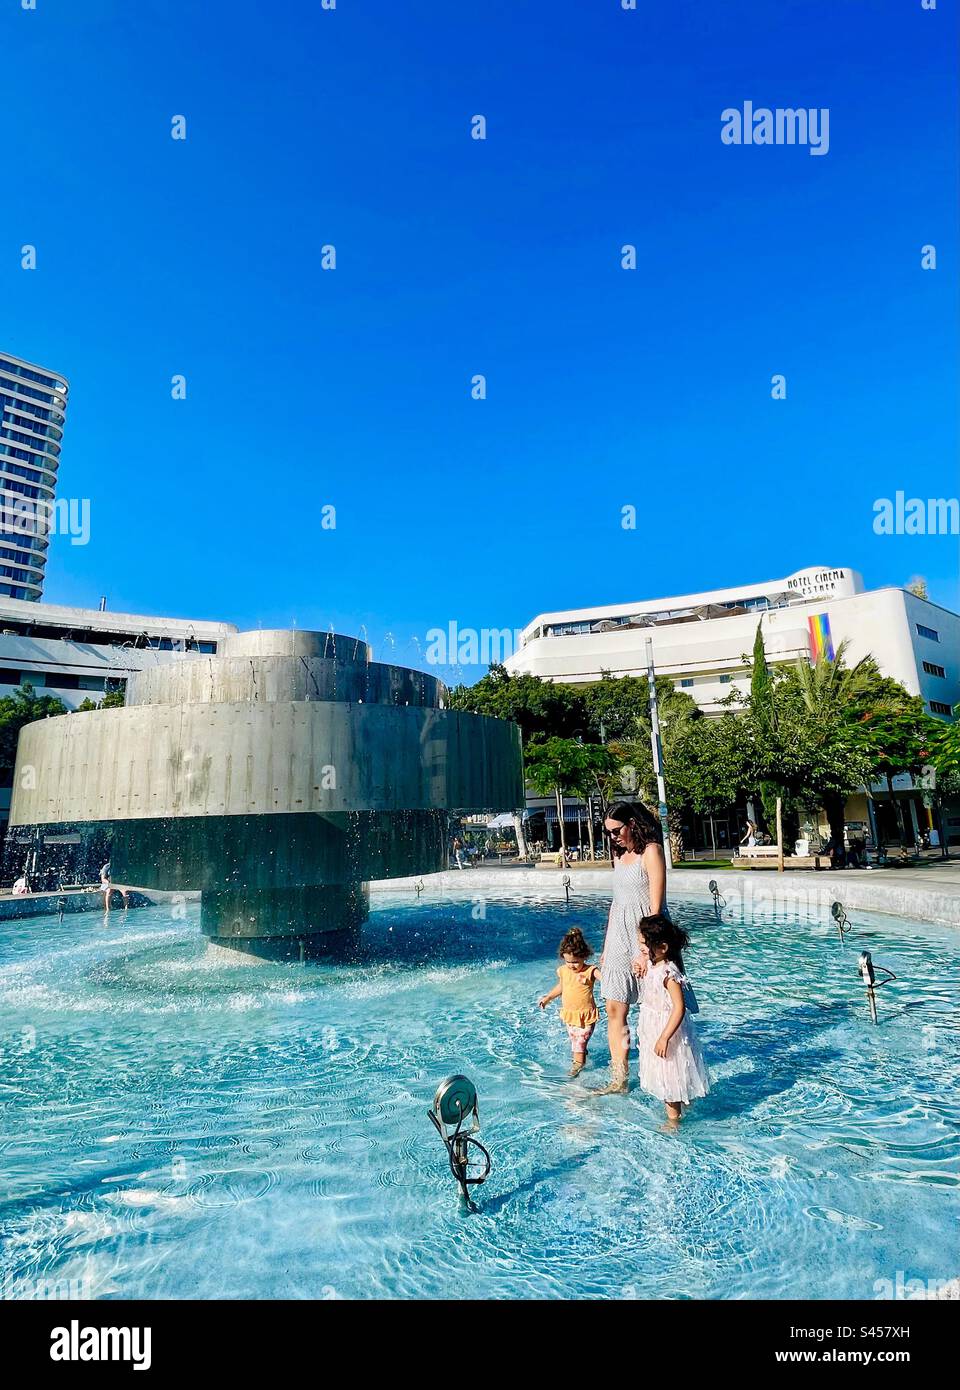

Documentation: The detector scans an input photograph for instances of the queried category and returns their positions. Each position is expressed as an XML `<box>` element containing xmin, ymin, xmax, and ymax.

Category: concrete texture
<box><xmin>10</xmin><ymin>704</ymin><xmax>521</xmax><ymax>822</ymax></box>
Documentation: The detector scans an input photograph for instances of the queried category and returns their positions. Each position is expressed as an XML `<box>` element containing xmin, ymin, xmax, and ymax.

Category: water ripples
<box><xmin>0</xmin><ymin>893</ymin><xmax>958</xmax><ymax>1298</ymax></box>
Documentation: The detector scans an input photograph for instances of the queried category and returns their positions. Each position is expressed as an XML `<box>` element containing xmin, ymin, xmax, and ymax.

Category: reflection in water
<box><xmin>0</xmin><ymin>893</ymin><xmax>957</xmax><ymax>1300</ymax></box>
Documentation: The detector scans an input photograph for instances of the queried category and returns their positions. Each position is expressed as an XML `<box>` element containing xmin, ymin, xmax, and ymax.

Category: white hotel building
<box><xmin>504</xmin><ymin>566</ymin><xmax>960</xmax><ymax>848</ymax></box>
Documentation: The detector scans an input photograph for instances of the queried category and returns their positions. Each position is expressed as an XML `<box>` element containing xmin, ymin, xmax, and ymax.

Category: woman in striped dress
<box><xmin>596</xmin><ymin>802</ymin><xmax>668</xmax><ymax>1094</ymax></box>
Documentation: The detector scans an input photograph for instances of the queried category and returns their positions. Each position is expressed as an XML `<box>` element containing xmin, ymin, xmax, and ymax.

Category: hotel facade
<box><xmin>0</xmin><ymin>350</ymin><xmax>69</xmax><ymax>601</ymax></box>
<box><xmin>504</xmin><ymin>566</ymin><xmax>960</xmax><ymax>849</ymax></box>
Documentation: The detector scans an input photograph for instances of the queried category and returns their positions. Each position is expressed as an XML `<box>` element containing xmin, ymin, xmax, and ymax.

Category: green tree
<box><xmin>447</xmin><ymin>665</ymin><xmax>586</xmax><ymax>743</ymax></box>
<box><xmin>927</xmin><ymin>706</ymin><xmax>960</xmax><ymax>778</ymax></box>
<box><xmin>747</xmin><ymin>622</ymin><xmax>781</xmax><ymax>834</ymax></box>
<box><xmin>670</xmin><ymin>713</ymin><xmax>753</xmax><ymax>826</ymax></box>
<box><xmin>751</xmin><ymin>646</ymin><xmax>929</xmax><ymax>850</ymax></box>
<box><xmin>76</xmin><ymin>685</ymin><xmax>126</xmax><ymax>712</ymax></box>
<box><xmin>0</xmin><ymin>683</ymin><xmax>68</xmax><ymax>780</ymax></box>
<box><xmin>582</xmin><ymin>673</ymin><xmax>651</xmax><ymax>742</ymax></box>
<box><xmin>605</xmin><ymin>681</ymin><xmax>701</xmax><ymax>859</ymax></box>
<box><xmin>523</xmin><ymin>736</ymin><xmax>617</xmax><ymax>859</ymax></box>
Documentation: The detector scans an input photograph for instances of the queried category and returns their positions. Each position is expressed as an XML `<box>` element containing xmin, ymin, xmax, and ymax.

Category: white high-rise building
<box><xmin>0</xmin><ymin>350</ymin><xmax>69</xmax><ymax>600</ymax></box>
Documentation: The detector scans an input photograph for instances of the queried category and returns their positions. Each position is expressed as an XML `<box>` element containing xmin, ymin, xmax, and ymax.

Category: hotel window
<box><xmin>680</xmin><ymin>679</ymin><xmax>694</xmax><ymax>688</ymax></box>
<box><xmin>917</xmin><ymin>623</ymin><xmax>940</xmax><ymax>642</ymax></box>
<box><xmin>923</xmin><ymin>661</ymin><xmax>946</xmax><ymax>678</ymax></box>
<box><xmin>718</xmin><ymin>675</ymin><xmax>732</xmax><ymax>684</ymax></box>
<box><xmin>930</xmin><ymin>700</ymin><xmax>952</xmax><ymax>716</ymax></box>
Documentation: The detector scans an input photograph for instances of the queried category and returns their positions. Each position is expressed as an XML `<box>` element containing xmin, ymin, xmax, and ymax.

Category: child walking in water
<box><xmin>636</xmin><ymin>914</ymin><xmax>710</xmax><ymax>1124</ymax></box>
<box><xmin>538</xmin><ymin>928</ymin><xmax>600</xmax><ymax>1077</ymax></box>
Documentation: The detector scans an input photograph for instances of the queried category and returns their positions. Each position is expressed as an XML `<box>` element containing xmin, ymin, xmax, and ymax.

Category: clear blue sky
<box><xmin>3</xmin><ymin>0</ymin><xmax>957</xmax><ymax>683</ymax></box>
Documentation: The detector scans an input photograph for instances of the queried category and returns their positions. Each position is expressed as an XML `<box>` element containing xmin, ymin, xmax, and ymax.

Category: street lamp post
<box><xmin>645</xmin><ymin>637</ymin><xmax>674</xmax><ymax>870</ymax></box>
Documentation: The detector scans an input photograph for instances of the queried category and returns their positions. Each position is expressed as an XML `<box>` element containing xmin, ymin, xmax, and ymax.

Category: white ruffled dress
<box><xmin>637</xmin><ymin>959</ymin><xmax>710</xmax><ymax>1103</ymax></box>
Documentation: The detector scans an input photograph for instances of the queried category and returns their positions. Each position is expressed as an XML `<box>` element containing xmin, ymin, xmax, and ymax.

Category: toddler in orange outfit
<box><xmin>538</xmin><ymin>928</ymin><xmax>600</xmax><ymax>1077</ymax></box>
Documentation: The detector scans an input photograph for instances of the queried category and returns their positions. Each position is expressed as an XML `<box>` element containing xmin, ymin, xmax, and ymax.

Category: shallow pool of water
<box><xmin>0</xmin><ymin>891</ymin><xmax>957</xmax><ymax>1299</ymax></box>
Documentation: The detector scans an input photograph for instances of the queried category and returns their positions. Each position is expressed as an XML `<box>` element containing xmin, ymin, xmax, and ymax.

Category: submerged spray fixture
<box><xmin>857</xmin><ymin>950</ymin><xmax>896</xmax><ymax>1024</ymax></box>
<box><xmin>427</xmin><ymin>1074</ymin><xmax>491</xmax><ymax>1211</ymax></box>
<box><xmin>562</xmin><ymin>873</ymin><xmax>572</xmax><ymax>904</ymax></box>
<box><xmin>708</xmin><ymin>880</ymin><xmax>725</xmax><ymax>917</ymax></box>
<box><xmin>831</xmin><ymin>901</ymin><xmax>849</xmax><ymax>940</ymax></box>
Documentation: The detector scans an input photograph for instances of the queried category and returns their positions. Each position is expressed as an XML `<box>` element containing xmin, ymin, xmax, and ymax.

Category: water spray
<box><xmin>708</xmin><ymin>879</ymin><xmax>725</xmax><ymax>917</ymax></box>
<box><xmin>415</xmin><ymin>878</ymin><xmax>425</xmax><ymax>898</ymax></box>
<box><xmin>857</xmin><ymin>951</ymin><xmax>896</xmax><ymax>1024</ymax></box>
<box><xmin>562</xmin><ymin>873</ymin><xmax>572</xmax><ymax>904</ymax></box>
<box><xmin>427</xmin><ymin>1075</ymin><xmax>491</xmax><ymax>1211</ymax></box>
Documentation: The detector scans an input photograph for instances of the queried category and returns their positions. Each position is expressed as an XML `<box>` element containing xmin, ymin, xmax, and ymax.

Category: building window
<box><xmin>930</xmin><ymin>700</ymin><xmax>952</xmax><ymax>716</ymax></box>
<box><xmin>680</xmin><ymin>679</ymin><xmax>694</xmax><ymax>688</ymax></box>
<box><xmin>923</xmin><ymin>661</ymin><xmax>946</xmax><ymax>678</ymax></box>
<box><xmin>718</xmin><ymin>674</ymin><xmax>732</xmax><ymax>684</ymax></box>
<box><xmin>917</xmin><ymin>623</ymin><xmax>939</xmax><ymax>642</ymax></box>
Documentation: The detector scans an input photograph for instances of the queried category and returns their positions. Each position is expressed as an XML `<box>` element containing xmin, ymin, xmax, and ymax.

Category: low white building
<box><xmin>0</xmin><ymin>594</ymin><xmax>236</xmax><ymax>828</ymax></box>
<box><xmin>505</xmin><ymin>566</ymin><xmax>960</xmax><ymax>849</ymax></box>
<box><xmin>505</xmin><ymin>566</ymin><xmax>959</xmax><ymax>720</ymax></box>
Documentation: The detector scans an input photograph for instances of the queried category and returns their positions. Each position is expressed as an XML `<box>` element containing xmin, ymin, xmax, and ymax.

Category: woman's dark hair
<box><xmin>559</xmin><ymin>927</ymin><xmax>593</xmax><ymax>960</ymax></box>
<box><xmin>606</xmin><ymin>802</ymin><xmax>664</xmax><ymax>855</ymax></box>
<box><xmin>639</xmin><ymin>913</ymin><xmax>689</xmax><ymax>971</ymax></box>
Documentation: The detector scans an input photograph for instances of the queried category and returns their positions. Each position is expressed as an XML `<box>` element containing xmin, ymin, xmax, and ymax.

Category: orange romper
<box><xmin>558</xmin><ymin>964</ymin><xmax>600</xmax><ymax>1028</ymax></box>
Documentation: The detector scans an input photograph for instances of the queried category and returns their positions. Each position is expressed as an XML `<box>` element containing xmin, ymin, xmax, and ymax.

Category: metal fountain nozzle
<box><xmin>427</xmin><ymin>1074</ymin><xmax>491</xmax><ymax>1210</ymax></box>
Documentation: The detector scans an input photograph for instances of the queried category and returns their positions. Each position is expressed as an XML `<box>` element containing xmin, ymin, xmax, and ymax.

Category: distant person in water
<box><xmin>100</xmin><ymin>861</ymin><xmax>115</xmax><ymax>910</ymax></box>
<box><xmin>538</xmin><ymin>927</ymin><xmax>600</xmax><ymax>1077</ymax></box>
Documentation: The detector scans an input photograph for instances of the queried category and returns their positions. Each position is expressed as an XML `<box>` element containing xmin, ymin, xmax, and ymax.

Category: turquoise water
<box><xmin>0</xmin><ymin>891</ymin><xmax>957</xmax><ymax>1300</ymax></box>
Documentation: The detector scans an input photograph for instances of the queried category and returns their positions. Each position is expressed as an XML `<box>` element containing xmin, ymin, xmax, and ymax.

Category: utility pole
<box><xmin>645</xmin><ymin>637</ymin><xmax>674</xmax><ymax>870</ymax></box>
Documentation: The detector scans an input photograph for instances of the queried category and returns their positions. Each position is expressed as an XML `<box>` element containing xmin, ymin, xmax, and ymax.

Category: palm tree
<box><xmin>777</xmin><ymin>643</ymin><xmax>926</xmax><ymax>850</ymax></box>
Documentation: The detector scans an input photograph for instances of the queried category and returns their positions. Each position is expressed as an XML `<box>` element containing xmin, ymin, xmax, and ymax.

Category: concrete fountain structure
<box><xmin>7</xmin><ymin>630</ymin><xmax>524</xmax><ymax>958</ymax></box>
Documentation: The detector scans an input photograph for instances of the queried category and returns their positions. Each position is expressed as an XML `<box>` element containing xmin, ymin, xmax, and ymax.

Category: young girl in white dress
<box><xmin>636</xmin><ymin>913</ymin><xmax>710</xmax><ymax>1124</ymax></box>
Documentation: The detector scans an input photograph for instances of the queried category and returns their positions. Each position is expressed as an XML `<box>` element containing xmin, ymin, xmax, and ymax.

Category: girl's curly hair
<box><xmin>559</xmin><ymin>927</ymin><xmax>593</xmax><ymax>960</ymax></box>
<box><xmin>638</xmin><ymin>913</ymin><xmax>689</xmax><ymax>971</ymax></box>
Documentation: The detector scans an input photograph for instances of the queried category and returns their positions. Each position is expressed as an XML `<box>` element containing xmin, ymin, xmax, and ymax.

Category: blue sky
<box><xmin>3</xmin><ymin>0</ymin><xmax>957</xmax><ymax>683</ymax></box>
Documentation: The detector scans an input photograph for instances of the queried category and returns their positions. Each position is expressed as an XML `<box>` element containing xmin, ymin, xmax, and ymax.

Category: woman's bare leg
<box><xmin>606</xmin><ymin>1001</ymin><xmax>630</xmax><ymax>1066</ymax></box>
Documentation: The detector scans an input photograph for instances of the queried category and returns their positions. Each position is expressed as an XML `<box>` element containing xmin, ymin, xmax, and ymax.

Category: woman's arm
<box><xmin>653</xmin><ymin>978</ymin><xmax>686</xmax><ymax>1056</ymax></box>
<box><xmin>642</xmin><ymin>841</ymin><xmax>667</xmax><ymax>914</ymax></box>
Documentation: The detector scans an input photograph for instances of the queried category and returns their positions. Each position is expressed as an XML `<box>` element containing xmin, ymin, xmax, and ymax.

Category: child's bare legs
<box><xmin>665</xmin><ymin>1100</ymin><xmax>682</xmax><ymax>1125</ymax></box>
<box><xmin>567</xmin><ymin>1023</ymin><xmax>594</xmax><ymax>1077</ymax></box>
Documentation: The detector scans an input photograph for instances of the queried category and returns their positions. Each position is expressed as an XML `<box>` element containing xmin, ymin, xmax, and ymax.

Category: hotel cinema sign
<box><xmin>785</xmin><ymin>568</ymin><xmax>854</xmax><ymax>600</ymax></box>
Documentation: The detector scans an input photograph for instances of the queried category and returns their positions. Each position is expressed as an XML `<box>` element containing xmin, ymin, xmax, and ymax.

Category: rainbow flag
<box><xmin>808</xmin><ymin>612</ymin><xmax>834</xmax><ymax>662</ymax></box>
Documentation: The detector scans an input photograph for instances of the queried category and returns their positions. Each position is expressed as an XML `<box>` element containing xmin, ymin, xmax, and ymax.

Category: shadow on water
<box><xmin>476</xmin><ymin>1149</ymin><xmax>606</xmax><ymax>1216</ymax></box>
<box><xmin>692</xmin><ymin>1001</ymin><xmax>859</xmax><ymax>1121</ymax></box>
